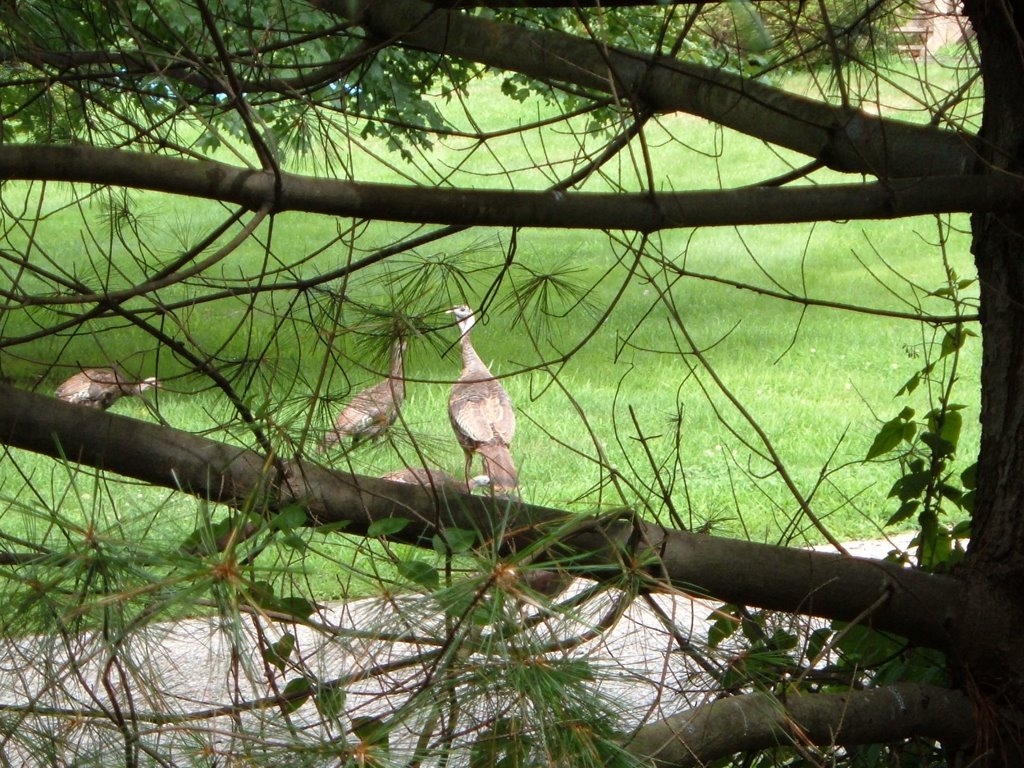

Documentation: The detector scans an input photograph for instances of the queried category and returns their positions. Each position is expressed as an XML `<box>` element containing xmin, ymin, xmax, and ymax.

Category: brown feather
<box><xmin>476</xmin><ymin>443</ymin><xmax>518</xmax><ymax>493</ymax></box>
<box><xmin>447</xmin><ymin>305</ymin><xmax>519</xmax><ymax>491</ymax></box>
<box><xmin>381</xmin><ymin>467</ymin><xmax>489</xmax><ymax>493</ymax></box>
<box><xmin>55</xmin><ymin>368</ymin><xmax>158</xmax><ymax>410</ymax></box>
<box><xmin>323</xmin><ymin>339</ymin><xmax>406</xmax><ymax>448</ymax></box>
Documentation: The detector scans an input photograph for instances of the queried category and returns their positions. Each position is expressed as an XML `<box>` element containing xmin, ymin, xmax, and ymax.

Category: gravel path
<box><xmin>811</xmin><ymin>531</ymin><xmax>916</xmax><ymax>559</ymax></box>
<box><xmin>0</xmin><ymin>532</ymin><xmax>920</xmax><ymax>763</ymax></box>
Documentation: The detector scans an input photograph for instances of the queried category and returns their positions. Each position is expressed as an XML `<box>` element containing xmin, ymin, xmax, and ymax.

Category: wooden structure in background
<box><xmin>896</xmin><ymin>1</ymin><xmax>970</xmax><ymax>58</ymax></box>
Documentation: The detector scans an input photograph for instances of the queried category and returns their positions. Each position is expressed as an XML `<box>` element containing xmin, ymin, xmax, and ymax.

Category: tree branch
<box><xmin>1</xmin><ymin>145</ymin><xmax>1019</xmax><ymax>232</ymax></box>
<box><xmin>321</xmin><ymin>0</ymin><xmax>976</xmax><ymax>177</ymax></box>
<box><xmin>0</xmin><ymin>383</ymin><xmax>959</xmax><ymax>650</ymax></box>
<box><xmin>626</xmin><ymin>682</ymin><xmax>975</xmax><ymax>767</ymax></box>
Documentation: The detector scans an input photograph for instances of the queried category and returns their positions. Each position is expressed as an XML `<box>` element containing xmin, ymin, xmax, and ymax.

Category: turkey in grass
<box><xmin>322</xmin><ymin>338</ymin><xmax>407</xmax><ymax>449</ymax></box>
<box><xmin>446</xmin><ymin>305</ymin><xmax>519</xmax><ymax>494</ymax></box>
<box><xmin>55</xmin><ymin>367</ymin><xmax>159</xmax><ymax>410</ymax></box>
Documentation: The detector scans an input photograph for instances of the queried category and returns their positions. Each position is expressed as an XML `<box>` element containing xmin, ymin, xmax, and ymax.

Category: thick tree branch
<box><xmin>432</xmin><ymin>1</ymin><xmax>696</xmax><ymax>6</ymax></box>
<box><xmin>0</xmin><ymin>383</ymin><xmax>959</xmax><ymax>650</ymax></box>
<box><xmin>627</xmin><ymin>682</ymin><xmax>975</xmax><ymax>767</ymax></box>
<box><xmin>319</xmin><ymin>0</ymin><xmax>976</xmax><ymax>178</ymax></box>
<box><xmin>1</xmin><ymin>145</ymin><xmax>1020</xmax><ymax>232</ymax></box>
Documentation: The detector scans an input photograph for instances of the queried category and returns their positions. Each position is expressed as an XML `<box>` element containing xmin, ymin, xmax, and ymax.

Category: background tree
<box><xmin>0</xmin><ymin>1</ymin><xmax>1019</xmax><ymax>766</ymax></box>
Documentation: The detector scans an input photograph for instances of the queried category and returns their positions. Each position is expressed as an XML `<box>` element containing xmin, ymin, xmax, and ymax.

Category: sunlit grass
<box><xmin>0</xmin><ymin>66</ymin><xmax>981</xmax><ymax>601</ymax></box>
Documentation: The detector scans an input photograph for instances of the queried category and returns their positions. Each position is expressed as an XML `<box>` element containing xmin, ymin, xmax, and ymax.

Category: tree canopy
<box><xmin>1</xmin><ymin>1</ymin><xmax>1022</xmax><ymax>766</ymax></box>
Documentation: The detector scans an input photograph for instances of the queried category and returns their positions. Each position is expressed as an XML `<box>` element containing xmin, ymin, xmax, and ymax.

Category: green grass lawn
<box><xmin>0</xmin><ymin>62</ymin><xmax>980</xmax><ymax>602</ymax></box>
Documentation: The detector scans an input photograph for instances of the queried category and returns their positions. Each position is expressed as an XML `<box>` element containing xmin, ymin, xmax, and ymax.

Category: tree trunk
<box><xmin>958</xmin><ymin>5</ymin><xmax>1024</xmax><ymax>763</ymax></box>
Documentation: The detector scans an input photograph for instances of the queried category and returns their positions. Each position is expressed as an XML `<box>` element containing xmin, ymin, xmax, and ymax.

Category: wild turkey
<box><xmin>447</xmin><ymin>305</ymin><xmax>519</xmax><ymax>493</ymax></box>
<box><xmin>380</xmin><ymin>467</ymin><xmax>490</xmax><ymax>493</ymax></box>
<box><xmin>322</xmin><ymin>338</ymin><xmax>407</xmax><ymax>449</ymax></box>
<box><xmin>55</xmin><ymin>367</ymin><xmax>159</xmax><ymax>410</ymax></box>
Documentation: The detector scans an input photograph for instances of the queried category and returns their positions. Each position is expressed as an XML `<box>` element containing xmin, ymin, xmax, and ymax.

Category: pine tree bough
<box><xmin>0</xmin><ymin>383</ymin><xmax>959</xmax><ymax>650</ymax></box>
<box><xmin>0</xmin><ymin>385</ymin><xmax>985</xmax><ymax>760</ymax></box>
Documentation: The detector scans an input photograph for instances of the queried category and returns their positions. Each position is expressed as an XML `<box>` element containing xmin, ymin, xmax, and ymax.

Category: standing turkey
<box><xmin>322</xmin><ymin>338</ymin><xmax>407</xmax><ymax>449</ymax></box>
<box><xmin>55</xmin><ymin>367</ymin><xmax>159</xmax><ymax>410</ymax></box>
<box><xmin>447</xmin><ymin>305</ymin><xmax>519</xmax><ymax>493</ymax></box>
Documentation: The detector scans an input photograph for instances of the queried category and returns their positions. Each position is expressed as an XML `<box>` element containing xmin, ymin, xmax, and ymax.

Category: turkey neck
<box><xmin>458</xmin><ymin>330</ymin><xmax>488</xmax><ymax>376</ymax></box>
<box><xmin>389</xmin><ymin>343</ymin><xmax>406</xmax><ymax>399</ymax></box>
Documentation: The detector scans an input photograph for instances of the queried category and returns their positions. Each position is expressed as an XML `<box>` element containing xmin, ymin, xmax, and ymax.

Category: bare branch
<box><xmin>1</xmin><ymin>145</ymin><xmax>1019</xmax><ymax>232</ymax></box>
<box><xmin>627</xmin><ymin>682</ymin><xmax>975</xmax><ymax>767</ymax></box>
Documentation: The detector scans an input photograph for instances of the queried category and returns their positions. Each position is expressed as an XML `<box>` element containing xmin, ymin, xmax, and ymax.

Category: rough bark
<box><xmin>627</xmin><ymin>682</ymin><xmax>975</xmax><ymax>767</ymax></box>
<box><xmin>0</xmin><ymin>145</ymin><xmax>1019</xmax><ymax>231</ymax></box>
<box><xmin>956</xmin><ymin>4</ymin><xmax>1024</xmax><ymax>764</ymax></box>
<box><xmin>0</xmin><ymin>382</ymin><xmax>958</xmax><ymax>650</ymax></box>
<box><xmin>321</xmin><ymin>0</ymin><xmax>975</xmax><ymax>177</ymax></box>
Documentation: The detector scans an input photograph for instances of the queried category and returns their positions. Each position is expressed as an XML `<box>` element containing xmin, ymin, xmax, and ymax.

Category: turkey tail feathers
<box><xmin>478</xmin><ymin>443</ymin><xmax>518</xmax><ymax>492</ymax></box>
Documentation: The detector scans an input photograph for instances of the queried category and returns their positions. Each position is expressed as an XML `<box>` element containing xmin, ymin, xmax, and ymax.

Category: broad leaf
<box><xmin>398</xmin><ymin>560</ymin><xmax>440</xmax><ymax>589</ymax></box>
<box><xmin>866</xmin><ymin>414</ymin><xmax>915</xmax><ymax>460</ymax></box>
<box><xmin>367</xmin><ymin>517</ymin><xmax>411</xmax><ymax>537</ymax></box>
<box><xmin>281</xmin><ymin>677</ymin><xmax>312</xmax><ymax>714</ymax></box>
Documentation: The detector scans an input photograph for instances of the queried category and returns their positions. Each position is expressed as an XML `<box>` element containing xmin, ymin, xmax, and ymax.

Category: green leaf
<box><xmin>315</xmin><ymin>684</ymin><xmax>346</xmax><ymax>720</ymax></box>
<box><xmin>898</xmin><ymin>361</ymin><xmax>935</xmax><ymax>398</ymax></box>
<box><xmin>938</xmin><ymin>481</ymin><xmax>963</xmax><ymax>503</ymax></box>
<box><xmin>316</xmin><ymin>520</ymin><xmax>351</xmax><ymax>534</ymax></box>
<box><xmin>432</xmin><ymin>527</ymin><xmax>477</xmax><ymax>555</ymax></box>
<box><xmin>274</xmin><ymin>596</ymin><xmax>315</xmax><ymax>620</ymax></box>
<box><xmin>740</xmin><ymin>611</ymin><xmax>766</xmax><ymax>643</ymax></box>
<box><xmin>806</xmin><ymin>627</ymin><xmax>832</xmax><ymax>662</ymax></box>
<box><xmin>886</xmin><ymin>499</ymin><xmax>920</xmax><ymax>526</ymax></box>
<box><xmin>470</xmin><ymin>602</ymin><xmax>496</xmax><ymax>627</ymax></box>
<box><xmin>888</xmin><ymin>471</ymin><xmax>931</xmax><ymax>502</ymax></box>
<box><xmin>707</xmin><ymin>605</ymin><xmax>740</xmax><ymax>649</ymax></box>
<box><xmin>920</xmin><ymin>431</ymin><xmax>955</xmax><ymax>459</ymax></box>
<box><xmin>833</xmin><ymin>624</ymin><xmax>903</xmax><ymax>667</ymax></box>
<box><xmin>264</xmin><ymin>632</ymin><xmax>296</xmax><ymax>672</ymax></box>
<box><xmin>896</xmin><ymin>372</ymin><xmax>921</xmax><ymax>396</ymax></box>
<box><xmin>959</xmin><ymin>489</ymin><xmax>976</xmax><ymax>513</ymax></box>
<box><xmin>281</xmin><ymin>677</ymin><xmax>312</xmax><ymax>713</ymax></box>
<box><xmin>249</xmin><ymin>580</ymin><xmax>276</xmax><ymax>606</ymax></box>
<box><xmin>939</xmin><ymin>328</ymin><xmax>975</xmax><ymax>358</ymax></box>
<box><xmin>939</xmin><ymin>409</ymin><xmax>963</xmax><ymax>447</ymax></box>
<box><xmin>727</xmin><ymin>0</ymin><xmax>773</xmax><ymax>52</ymax></box>
<box><xmin>866</xmin><ymin>414</ymin><xmax>915</xmax><ymax>460</ymax></box>
<box><xmin>918</xmin><ymin>530</ymin><xmax>954</xmax><ymax>569</ymax></box>
<box><xmin>470</xmin><ymin>718</ymin><xmax>530</xmax><ymax>768</ymax></box>
<box><xmin>367</xmin><ymin>517</ymin><xmax>411</xmax><ymax>537</ymax></box>
<box><xmin>766</xmin><ymin>628</ymin><xmax>797</xmax><ymax>651</ymax></box>
<box><xmin>352</xmin><ymin>715</ymin><xmax>389</xmax><ymax>745</ymax></box>
<box><xmin>707</xmin><ymin>619</ymin><xmax>735</xmax><ymax>649</ymax></box>
<box><xmin>398</xmin><ymin>559</ymin><xmax>439</xmax><ymax>589</ymax></box>
<box><xmin>272</xmin><ymin>504</ymin><xmax>307</xmax><ymax>531</ymax></box>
